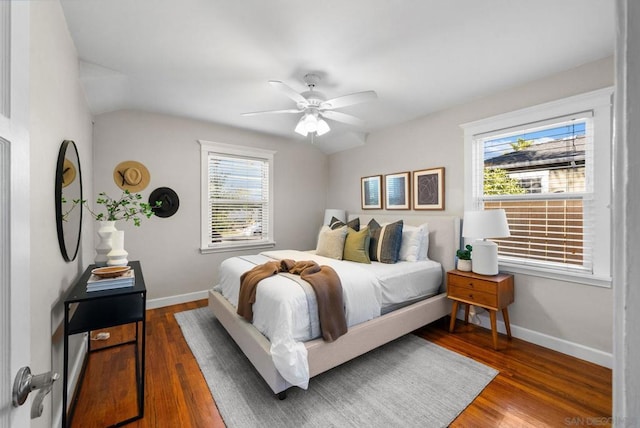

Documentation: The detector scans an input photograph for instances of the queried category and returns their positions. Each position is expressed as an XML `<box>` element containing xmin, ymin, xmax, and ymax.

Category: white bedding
<box><xmin>370</xmin><ymin>259</ymin><xmax>442</xmax><ymax>310</ymax></box>
<box><xmin>214</xmin><ymin>249</ymin><xmax>442</xmax><ymax>389</ymax></box>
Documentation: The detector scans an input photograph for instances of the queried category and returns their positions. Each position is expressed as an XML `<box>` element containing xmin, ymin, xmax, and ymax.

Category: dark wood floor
<box><xmin>70</xmin><ymin>299</ymin><xmax>612</xmax><ymax>427</ymax></box>
<box><xmin>418</xmin><ymin>319</ymin><xmax>611</xmax><ymax>427</ymax></box>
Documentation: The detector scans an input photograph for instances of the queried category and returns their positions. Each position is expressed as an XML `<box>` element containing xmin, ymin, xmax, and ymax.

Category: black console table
<box><xmin>62</xmin><ymin>261</ymin><xmax>146</xmax><ymax>427</ymax></box>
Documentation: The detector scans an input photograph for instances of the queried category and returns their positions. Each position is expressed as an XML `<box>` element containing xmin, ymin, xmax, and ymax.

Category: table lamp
<box><xmin>462</xmin><ymin>209</ymin><xmax>510</xmax><ymax>275</ymax></box>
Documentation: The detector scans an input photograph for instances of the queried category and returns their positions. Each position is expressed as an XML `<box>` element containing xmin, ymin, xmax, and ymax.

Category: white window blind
<box><xmin>475</xmin><ymin>114</ymin><xmax>594</xmax><ymax>272</ymax></box>
<box><xmin>199</xmin><ymin>141</ymin><xmax>275</xmax><ymax>252</ymax></box>
<box><xmin>462</xmin><ymin>88</ymin><xmax>612</xmax><ymax>286</ymax></box>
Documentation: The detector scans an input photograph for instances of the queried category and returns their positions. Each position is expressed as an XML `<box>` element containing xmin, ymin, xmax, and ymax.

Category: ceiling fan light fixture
<box><xmin>294</xmin><ymin>113</ymin><xmax>330</xmax><ymax>137</ymax></box>
<box><xmin>294</xmin><ymin>116</ymin><xmax>308</xmax><ymax>136</ymax></box>
<box><xmin>303</xmin><ymin>113</ymin><xmax>319</xmax><ymax>133</ymax></box>
<box><xmin>316</xmin><ymin>118</ymin><xmax>330</xmax><ymax>136</ymax></box>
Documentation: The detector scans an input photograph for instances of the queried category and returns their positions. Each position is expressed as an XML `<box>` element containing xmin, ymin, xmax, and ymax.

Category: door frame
<box><xmin>0</xmin><ymin>2</ymin><xmax>31</xmax><ymax>427</ymax></box>
<box><xmin>613</xmin><ymin>0</ymin><xmax>640</xmax><ymax>421</ymax></box>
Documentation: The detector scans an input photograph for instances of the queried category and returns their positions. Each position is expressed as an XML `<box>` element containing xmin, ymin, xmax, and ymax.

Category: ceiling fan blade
<box><xmin>321</xmin><ymin>110</ymin><xmax>366</xmax><ymax>127</ymax></box>
<box><xmin>269</xmin><ymin>80</ymin><xmax>309</xmax><ymax>106</ymax></box>
<box><xmin>320</xmin><ymin>90</ymin><xmax>377</xmax><ymax>110</ymax></box>
<box><xmin>242</xmin><ymin>109</ymin><xmax>302</xmax><ymax>116</ymax></box>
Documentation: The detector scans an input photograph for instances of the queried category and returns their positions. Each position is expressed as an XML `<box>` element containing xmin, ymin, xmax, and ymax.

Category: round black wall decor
<box><xmin>149</xmin><ymin>187</ymin><xmax>180</xmax><ymax>218</ymax></box>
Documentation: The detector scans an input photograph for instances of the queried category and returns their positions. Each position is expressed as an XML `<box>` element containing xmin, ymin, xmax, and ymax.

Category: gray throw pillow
<box><xmin>330</xmin><ymin>216</ymin><xmax>360</xmax><ymax>231</ymax></box>
<box><xmin>368</xmin><ymin>219</ymin><xmax>404</xmax><ymax>263</ymax></box>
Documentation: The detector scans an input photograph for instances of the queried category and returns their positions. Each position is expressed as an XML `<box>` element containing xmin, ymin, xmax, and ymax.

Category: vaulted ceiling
<box><xmin>60</xmin><ymin>0</ymin><xmax>614</xmax><ymax>154</ymax></box>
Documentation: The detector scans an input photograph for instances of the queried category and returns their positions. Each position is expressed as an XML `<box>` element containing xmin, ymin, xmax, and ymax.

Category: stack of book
<box><xmin>86</xmin><ymin>269</ymin><xmax>135</xmax><ymax>292</ymax></box>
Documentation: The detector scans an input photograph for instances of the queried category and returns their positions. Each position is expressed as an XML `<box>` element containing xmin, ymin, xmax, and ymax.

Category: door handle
<box><xmin>12</xmin><ymin>366</ymin><xmax>59</xmax><ymax>418</ymax></box>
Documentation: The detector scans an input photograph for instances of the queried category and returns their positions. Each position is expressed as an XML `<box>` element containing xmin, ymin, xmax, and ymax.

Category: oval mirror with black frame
<box><xmin>55</xmin><ymin>140</ymin><xmax>83</xmax><ymax>262</ymax></box>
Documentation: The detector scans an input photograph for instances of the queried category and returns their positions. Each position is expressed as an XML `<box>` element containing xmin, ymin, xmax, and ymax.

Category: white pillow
<box><xmin>316</xmin><ymin>225</ymin><xmax>348</xmax><ymax>260</ymax></box>
<box><xmin>418</xmin><ymin>223</ymin><xmax>430</xmax><ymax>260</ymax></box>
<box><xmin>399</xmin><ymin>225</ymin><xmax>424</xmax><ymax>262</ymax></box>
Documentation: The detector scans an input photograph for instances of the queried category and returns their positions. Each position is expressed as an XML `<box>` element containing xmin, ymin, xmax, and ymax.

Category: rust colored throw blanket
<box><xmin>237</xmin><ymin>259</ymin><xmax>347</xmax><ymax>342</ymax></box>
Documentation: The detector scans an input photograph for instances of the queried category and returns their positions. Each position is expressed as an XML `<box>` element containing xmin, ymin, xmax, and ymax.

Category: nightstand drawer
<box><xmin>448</xmin><ymin>285</ymin><xmax>498</xmax><ymax>307</ymax></box>
<box><xmin>448</xmin><ymin>274</ymin><xmax>496</xmax><ymax>294</ymax></box>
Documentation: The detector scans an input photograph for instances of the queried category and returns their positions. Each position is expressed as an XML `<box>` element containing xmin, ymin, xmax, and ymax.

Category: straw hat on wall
<box><xmin>113</xmin><ymin>160</ymin><xmax>150</xmax><ymax>192</ymax></box>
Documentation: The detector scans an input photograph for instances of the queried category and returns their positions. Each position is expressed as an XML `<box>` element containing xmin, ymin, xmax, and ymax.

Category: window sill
<box><xmin>498</xmin><ymin>261</ymin><xmax>612</xmax><ymax>288</ymax></box>
<box><xmin>200</xmin><ymin>240</ymin><xmax>276</xmax><ymax>255</ymax></box>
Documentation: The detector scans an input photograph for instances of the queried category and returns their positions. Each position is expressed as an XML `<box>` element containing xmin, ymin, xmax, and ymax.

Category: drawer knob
<box><xmin>468</xmin><ymin>283</ymin><xmax>474</xmax><ymax>288</ymax></box>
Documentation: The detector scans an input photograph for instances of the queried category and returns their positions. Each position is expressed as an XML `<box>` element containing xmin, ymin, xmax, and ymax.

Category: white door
<box><xmin>0</xmin><ymin>2</ymin><xmax>31</xmax><ymax>428</ymax></box>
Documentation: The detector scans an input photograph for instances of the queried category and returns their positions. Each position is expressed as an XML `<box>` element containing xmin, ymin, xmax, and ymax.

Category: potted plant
<box><xmin>83</xmin><ymin>190</ymin><xmax>160</xmax><ymax>265</ymax></box>
<box><xmin>456</xmin><ymin>244</ymin><xmax>473</xmax><ymax>271</ymax></box>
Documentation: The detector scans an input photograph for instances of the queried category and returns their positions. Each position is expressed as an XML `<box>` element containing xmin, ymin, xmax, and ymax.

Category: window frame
<box><xmin>199</xmin><ymin>140</ymin><xmax>276</xmax><ymax>253</ymax></box>
<box><xmin>461</xmin><ymin>87</ymin><xmax>613</xmax><ymax>287</ymax></box>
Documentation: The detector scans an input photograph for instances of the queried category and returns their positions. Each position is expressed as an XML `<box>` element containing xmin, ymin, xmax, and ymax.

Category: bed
<box><xmin>208</xmin><ymin>214</ymin><xmax>460</xmax><ymax>398</ymax></box>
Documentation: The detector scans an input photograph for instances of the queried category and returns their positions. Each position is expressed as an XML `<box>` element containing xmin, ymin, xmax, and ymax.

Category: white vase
<box><xmin>457</xmin><ymin>259</ymin><xmax>472</xmax><ymax>272</ymax></box>
<box><xmin>107</xmin><ymin>230</ymin><xmax>129</xmax><ymax>266</ymax></box>
<box><xmin>95</xmin><ymin>220</ymin><xmax>117</xmax><ymax>266</ymax></box>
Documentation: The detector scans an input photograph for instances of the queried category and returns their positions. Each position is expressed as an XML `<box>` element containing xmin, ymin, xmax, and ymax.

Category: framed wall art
<box><xmin>384</xmin><ymin>172</ymin><xmax>410</xmax><ymax>210</ymax></box>
<box><xmin>361</xmin><ymin>175</ymin><xmax>383</xmax><ymax>210</ymax></box>
<box><xmin>413</xmin><ymin>167</ymin><xmax>445</xmax><ymax>210</ymax></box>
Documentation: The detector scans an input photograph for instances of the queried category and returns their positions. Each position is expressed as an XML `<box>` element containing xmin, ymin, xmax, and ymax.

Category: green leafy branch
<box><xmin>83</xmin><ymin>190</ymin><xmax>160</xmax><ymax>226</ymax></box>
<box><xmin>61</xmin><ymin>195</ymin><xmax>82</xmax><ymax>222</ymax></box>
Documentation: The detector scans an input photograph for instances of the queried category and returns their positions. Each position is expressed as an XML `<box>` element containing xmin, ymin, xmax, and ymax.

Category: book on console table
<box><xmin>86</xmin><ymin>269</ymin><xmax>135</xmax><ymax>292</ymax></box>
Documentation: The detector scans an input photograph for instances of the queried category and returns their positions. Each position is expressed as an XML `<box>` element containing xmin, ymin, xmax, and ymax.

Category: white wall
<box><xmin>328</xmin><ymin>57</ymin><xmax>615</xmax><ymax>362</ymax></box>
<box><xmin>29</xmin><ymin>1</ymin><xmax>94</xmax><ymax>427</ymax></box>
<box><xmin>91</xmin><ymin>110</ymin><xmax>328</xmax><ymax>302</ymax></box>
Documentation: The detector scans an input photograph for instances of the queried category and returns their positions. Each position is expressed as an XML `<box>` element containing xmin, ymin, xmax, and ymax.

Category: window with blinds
<box><xmin>199</xmin><ymin>141</ymin><xmax>275</xmax><ymax>252</ymax></box>
<box><xmin>462</xmin><ymin>88</ymin><xmax>612</xmax><ymax>286</ymax></box>
<box><xmin>475</xmin><ymin>115</ymin><xmax>593</xmax><ymax>272</ymax></box>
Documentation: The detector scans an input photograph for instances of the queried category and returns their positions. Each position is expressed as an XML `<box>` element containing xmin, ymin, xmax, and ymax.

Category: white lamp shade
<box><xmin>303</xmin><ymin>114</ymin><xmax>318</xmax><ymax>133</ymax></box>
<box><xmin>323</xmin><ymin>209</ymin><xmax>346</xmax><ymax>226</ymax></box>
<box><xmin>295</xmin><ymin>116</ymin><xmax>308</xmax><ymax>136</ymax></box>
<box><xmin>316</xmin><ymin>118</ymin><xmax>330</xmax><ymax>136</ymax></box>
<box><xmin>462</xmin><ymin>209</ymin><xmax>511</xmax><ymax>239</ymax></box>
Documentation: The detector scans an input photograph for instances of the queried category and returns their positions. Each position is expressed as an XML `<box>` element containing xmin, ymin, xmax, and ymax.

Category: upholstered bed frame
<box><xmin>208</xmin><ymin>214</ymin><xmax>461</xmax><ymax>398</ymax></box>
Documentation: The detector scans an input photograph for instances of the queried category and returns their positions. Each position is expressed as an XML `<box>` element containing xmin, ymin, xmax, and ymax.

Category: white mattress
<box><xmin>369</xmin><ymin>259</ymin><xmax>442</xmax><ymax>310</ymax></box>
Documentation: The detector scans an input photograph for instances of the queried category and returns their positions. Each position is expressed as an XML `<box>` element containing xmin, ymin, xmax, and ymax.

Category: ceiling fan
<box><xmin>242</xmin><ymin>73</ymin><xmax>377</xmax><ymax>137</ymax></box>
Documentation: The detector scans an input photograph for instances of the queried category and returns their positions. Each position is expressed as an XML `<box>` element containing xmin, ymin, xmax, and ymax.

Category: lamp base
<box><xmin>471</xmin><ymin>240</ymin><xmax>499</xmax><ymax>276</ymax></box>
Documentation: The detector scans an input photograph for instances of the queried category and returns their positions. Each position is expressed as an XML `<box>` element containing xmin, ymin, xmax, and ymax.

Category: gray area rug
<box><xmin>175</xmin><ymin>307</ymin><xmax>498</xmax><ymax>428</ymax></box>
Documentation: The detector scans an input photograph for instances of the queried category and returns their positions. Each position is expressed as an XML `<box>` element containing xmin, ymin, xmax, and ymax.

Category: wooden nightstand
<box><xmin>447</xmin><ymin>269</ymin><xmax>514</xmax><ymax>350</ymax></box>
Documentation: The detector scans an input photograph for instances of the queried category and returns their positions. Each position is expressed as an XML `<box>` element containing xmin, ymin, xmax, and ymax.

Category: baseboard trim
<box><xmin>146</xmin><ymin>290</ymin><xmax>209</xmax><ymax>309</ymax></box>
<box><xmin>456</xmin><ymin>308</ymin><xmax>612</xmax><ymax>369</ymax></box>
<box><xmin>144</xmin><ymin>292</ymin><xmax>613</xmax><ymax>368</ymax></box>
